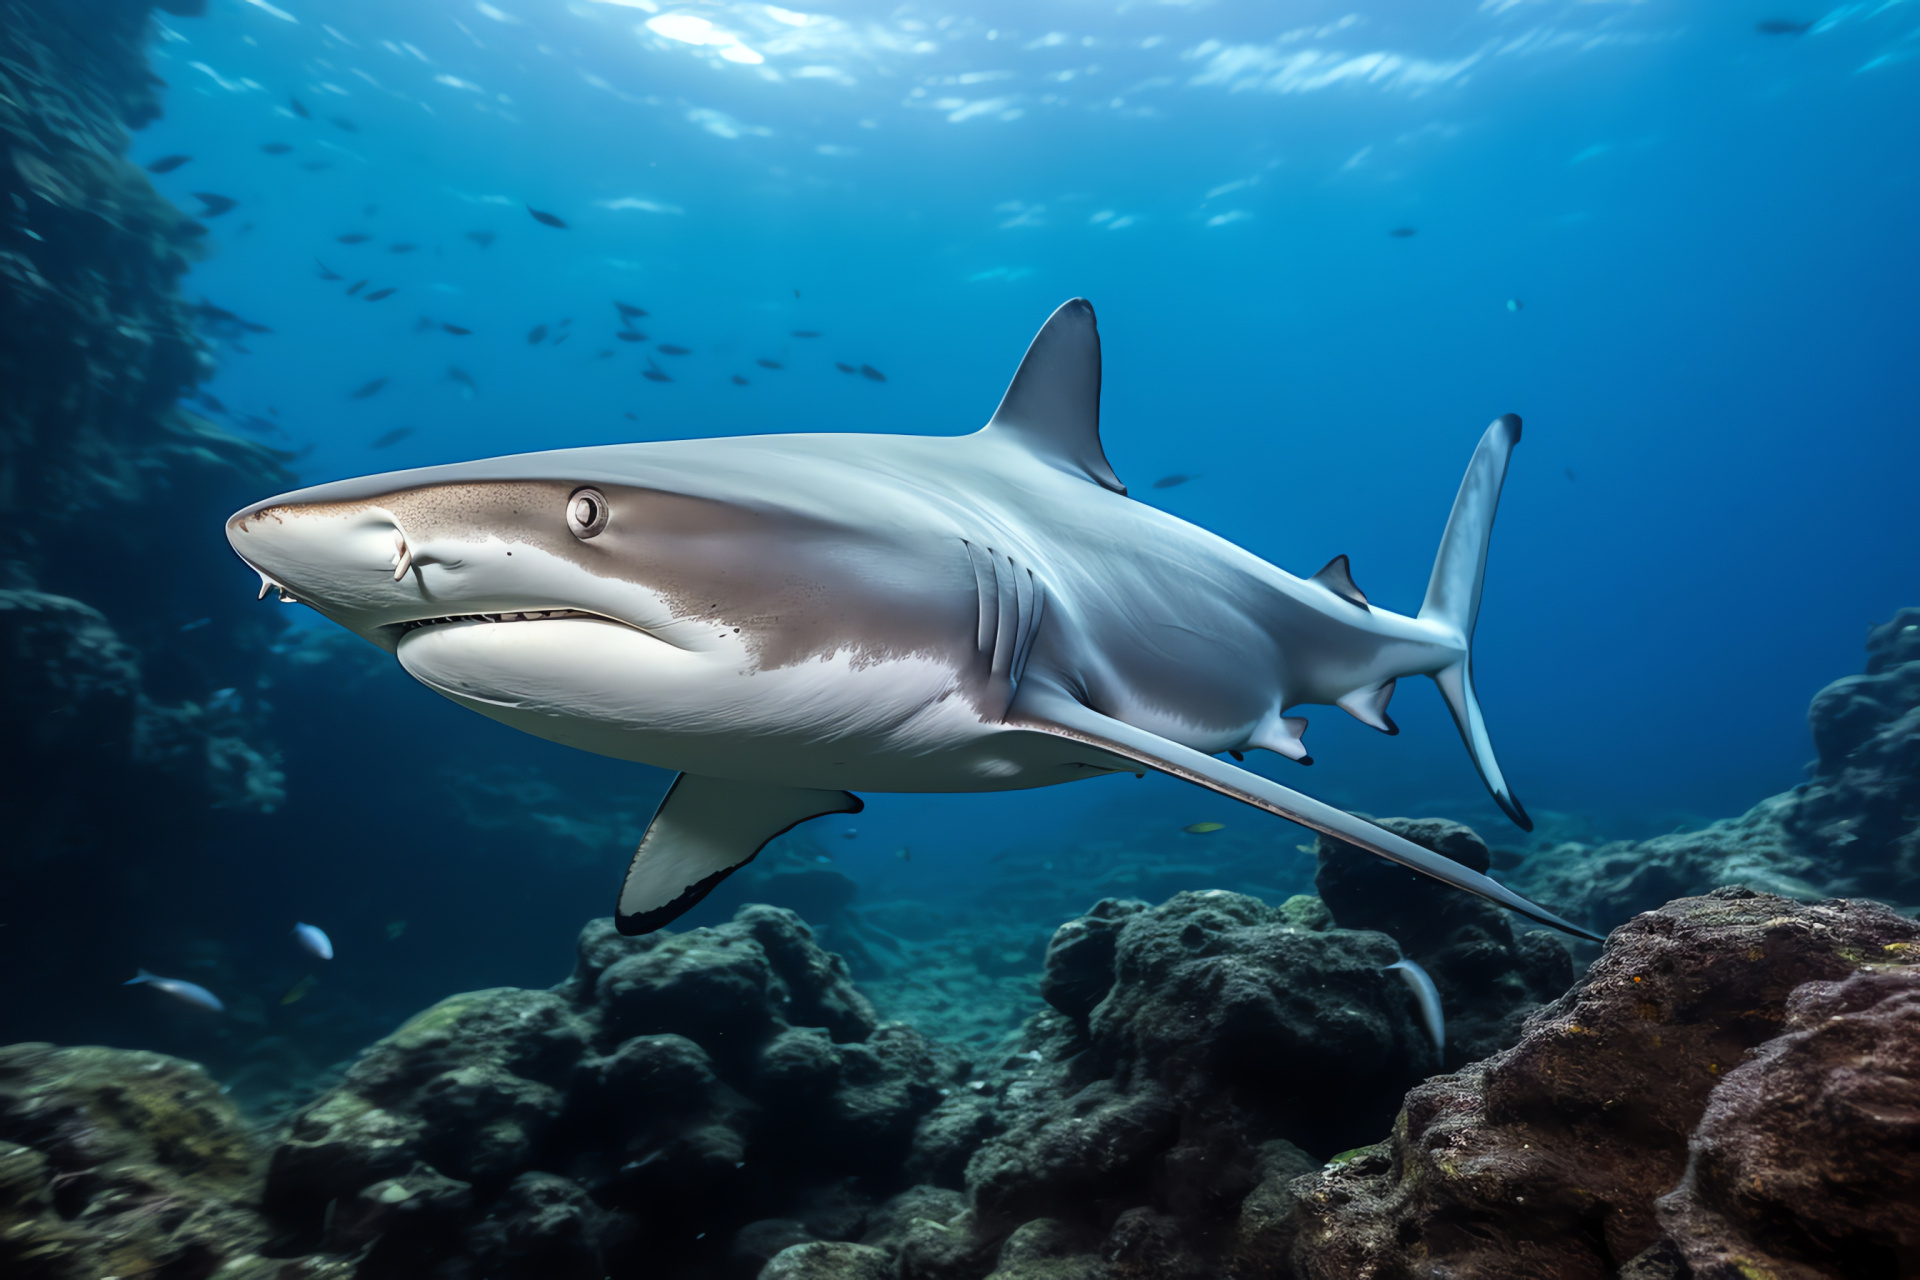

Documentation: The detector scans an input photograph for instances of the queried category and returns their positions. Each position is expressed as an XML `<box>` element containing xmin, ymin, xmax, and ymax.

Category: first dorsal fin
<box><xmin>1311</xmin><ymin>554</ymin><xmax>1370</xmax><ymax>610</ymax></box>
<box><xmin>979</xmin><ymin>298</ymin><xmax>1127</xmax><ymax>495</ymax></box>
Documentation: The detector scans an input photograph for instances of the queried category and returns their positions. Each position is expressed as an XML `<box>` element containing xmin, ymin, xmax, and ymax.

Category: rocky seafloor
<box><xmin>4</xmin><ymin>879</ymin><xmax>1916</xmax><ymax>1279</ymax></box>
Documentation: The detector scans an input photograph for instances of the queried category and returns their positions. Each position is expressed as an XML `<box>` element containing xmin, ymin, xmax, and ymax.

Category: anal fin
<box><xmin>617</xmin><ymin>775</ymin><xmax>862</xmax><ymax>935</ymax></box>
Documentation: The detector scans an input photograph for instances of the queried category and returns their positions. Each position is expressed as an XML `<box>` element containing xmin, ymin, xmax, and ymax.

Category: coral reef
<box><xmin>1</xmin><ymin>888</ymin><xmax>1915</xmax><ymax>1279</ymax></box>
<box><xmin>1515</xmin><ymin>609</ymin><xmax>1920</xmax><ymax>927</ymax></box>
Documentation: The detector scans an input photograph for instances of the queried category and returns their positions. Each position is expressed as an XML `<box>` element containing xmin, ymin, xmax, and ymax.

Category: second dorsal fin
<box><xmin>979</xmin><ymin>298</ymin><xmax>1127</xmax><ymax>495</ymax></box>
<box><xmin>1311</xmin><ymin>554</ymin><xmax>1370</xmax><ymax>610</ymax></box>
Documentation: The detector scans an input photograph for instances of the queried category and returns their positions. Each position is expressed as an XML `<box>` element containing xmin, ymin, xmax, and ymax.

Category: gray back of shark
<box><xmin>226</xmin><ymin>299</ymin><xmax>1600</xmax><ymax>942</ymax></box>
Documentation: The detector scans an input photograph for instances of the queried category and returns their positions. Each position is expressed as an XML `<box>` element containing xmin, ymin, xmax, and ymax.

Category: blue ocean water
<box><xmin>78</xmin><ymin>0</ymin><xmax>1918</xmax><ymax>1058</ymax></box>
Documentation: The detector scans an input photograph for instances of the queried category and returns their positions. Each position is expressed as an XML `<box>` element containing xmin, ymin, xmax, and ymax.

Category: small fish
<box><xmin>447</xmin><ymin>366</ymin><xmax>477</xmax><ymax>396</ymax></box>
<box><xmin>615</xmin><ymin>301</ymin><xmax>648</xmax><ymax>320</ymax></box>
<box><xmin>315</xmin><ymin>258</ymin><xmax>344</xmax><ymax>281</ymax></box>
<box><xmin>389</xmin><ymin>243</ymin><xmax>418</xmax><ymax>254</ymax></box>
<box><xmin>731</xmin><ymin>375</ymin><xmax>749</xmax><ymax>386</ymax></box>
<box><xmin>642</xmin><ymin>367</ymin><xmax>672</xmax><ymax>384</ymax></box>
<box><xmin>365</xmin><ymin>287</ymin><xmax>397</xmax><ymax>301</ymax></box>
<box><xmin>1755</xmin><ymin>19</ymin><xmax>1812</xmax><ymax>35</ymax></box>
<box><xmin>623</xmin><ymin>411</ymin><xmax>638</xmax><ymax>420</ymax></box>
<box><xmin>1388</xmin><ymin>227</ymin><xmax>1417</xmax><ymax>238</ymax></box>
<box><xmin>1386</xmin><ymin>957</ymin><xmax>1445</xmax><ymax>1052</ymax></box>
<box><xmin>755</xmin><ymin>358</ymin><xmax>783</xmax><ymax>370</ymax></box>
<box><xmin>331</xmin><ymin>114</ymin><xmax>359</xmax><ymax>132</ymax></box>
<box><xmin>1506</xmin><ymin>298</ymin><xmax>1524</xmax><ymax>312</ymax></box>
<box><xmin>527</xmin><ymin>205</ymin><xmax>568</xmax><ymax>228</ymax></box>
<box><xmin>894</xmin><ymin>846</ymin><xmax>911</xmax><ymax>862</ymax></box>
<box><xmin>385</xmin><ymin>919</ymin><xmax>408</xmax><ymax>940</ymax></box>
<box><xmin>292</xmin><ymin>922</ymin><xmax>334</xmax><ymax>960</ymax></box>
<box><xmin>281</xmin><ymin>974</ymin><xmax>319</xmax><ymax>1005</ymax></box>
<box><xmin>346</xmin><ymin>279</ymin><xmax>368</xmax><ymax>295</ymax></box>
<box><xmin>1183</xmin><ymin>821</ymin><xmax>1226</xmax><ymax>834</ymax></box>
<box><xmin>657</xmin><ymin>344</ymin><xmax>691</xmax><ymax>356</ymax></box>
<box><xmin>552</xmin><ymin>333</ymin><xmax>570</xmax><ymax>346</ymax></box>
<box><xmin>370</xmin><ymin>426</ymin><xmax>414</xmax><ymax>449</ymax></box>
<box><xmin>1152</xmin><ymin>474</ymin><xmax>1193</xmax><ymax>490</ymax></box>
<box><xmin>336</xmin><ymin>232</ymin><xmax>370</xmax><ymax>244</ymax></box>
<box><xmin>441</xmin><ymin>322</ymin><xmax>472</xmax><ymax>335</ymax></box>
<box><xmin>260</xmin><ymin>142</ymin><xmax>293</xmax><ymax>155</ymax></box>
<box><xmin>414</xmin><ymin>316</ymin><xmax>437</xmax><ymax>334</ymax></box>
<box><xmin>616</xmin><ymin>330</ymin><xmax>646</xmax><ymax>343</ymax></box>
<box><xmin>1565</xmin><ymin>468</ymin><xmax>1576</xmax><ymax>483</ymax></box>
<box><xmin>350</xmin><ymin>377</ymin><xmax>388</xmax><ymax>399</ymax></box>
<box><xmin>834</xmin><ymin>362</ymin><xmax>856</xmax><ymax>374</ymax></box>
<box><xmin>178</xmin><ymin>617</ymin><xmax>211</xmax><ymax>632</ymax></box>
<box><xmin>147</xmin><ymin>154</ymin><xmax>192</xmax><ymax>174</ymax></box>
<box><xmin>125</xmin><ymin>969</ymin><xmax>223</xmax><ymax>1012</ymax></box>
<box><xmin>840</xmin><ymin>828</ymin><xmax>857</xmax><ymax>840</ymax></box>
<box><xmin>196</xmin><ymin>392</ymin><xmax>227</xmax><ymax>413</ymax></box>
<box><xmin>299</xmin><ymin>160</ymin><xmax>333</xmax><ymax>172</ymax></box>
<box><xmin>527</xmin><ymin>324</ymin><xmax>548</xmax><ymax>345</ymax></box>
<box><xmin>860</xmin><ymin>364</ymin><xmax>887</xmax><ymax>382</ymax></box>
<box><xmin>792</xmin><ymin>330</ymin><xmax>822</xmax><ymax>338</ymax></box>
<box><xmin>207</xmin><ymin>687</ymin><xmax>240</xmax><ymax>711</ymax></box>
<box><xmin>465</xmin><ymin>230</ymin><xmax>495</xmax><ymax>248</ymax></box>
<box><xmin>289</xmin><ymin>95</ymin><xmax>311</xmax><ymax>119</ymax></box>
<box><xmin>192</xmin><ymin>192</ymin><xmax>238</xmax><ymax>217</ymax></box>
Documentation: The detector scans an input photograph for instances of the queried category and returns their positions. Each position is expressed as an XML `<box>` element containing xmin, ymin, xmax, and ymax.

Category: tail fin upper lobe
<box><xmin>1419</xmin><ymin>413</ymin><xmax>1532</xmax><ymax>831</ymax></box>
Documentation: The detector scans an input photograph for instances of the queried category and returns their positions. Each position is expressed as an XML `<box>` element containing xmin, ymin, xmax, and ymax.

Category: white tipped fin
<box><xmin>1310</xmin><ymin>555</ymin><xmax>1369</xmax><ymax>611</ymax></box>
<box><xmin>979</xmin><ymin>298</ymin><xmax>1126</xmax><ymax>495</ymax></box>
<box><xmin>1336</xmin><ymin>678</ymin><xmax>1398</xmax><ymax>735</ymax></box>
<box><xmin>617</xmin><ymin>775</ymin><xmax>862</xmax><ymax>935</ymax></box>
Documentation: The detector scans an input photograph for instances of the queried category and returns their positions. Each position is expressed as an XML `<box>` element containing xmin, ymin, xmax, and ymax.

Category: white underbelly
<box><xmin>394</xmin><ymin>616</ymin><xmax>1082</xmax><ymax>790</ymax></box>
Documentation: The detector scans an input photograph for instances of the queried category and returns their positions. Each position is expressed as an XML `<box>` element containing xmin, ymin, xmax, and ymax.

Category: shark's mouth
<box><xmin>387</xmin><ymin>608</ymin><xmax>620</xmax><ymax>641</ymax></box>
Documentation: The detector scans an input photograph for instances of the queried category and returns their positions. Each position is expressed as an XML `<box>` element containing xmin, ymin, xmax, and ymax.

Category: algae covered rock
<box><xmin>1286</xmin><ymin>889</ymin><xmax>1920</xmax><ymax>1280</ymax></box>
<box><xmin>0</xmin><ymin>1042</ymin><xmax>280</xmax><ymax>1280</ymax></box>
<box><xmin>262</xmin><ymin>907</ymin><xmax>964</xmax><ymax>1277</ymax></box>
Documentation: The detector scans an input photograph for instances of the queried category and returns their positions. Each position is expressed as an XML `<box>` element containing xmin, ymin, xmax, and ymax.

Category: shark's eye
<box><xmin>567</xmin><ymin>488</ymin><xmax>609</xmax><ymax>540</ymax></box>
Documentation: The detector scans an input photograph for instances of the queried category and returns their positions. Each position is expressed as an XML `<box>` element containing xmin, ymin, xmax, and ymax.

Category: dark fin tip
<box><xmin>1229</xmin><ymin>749</ymin><xmax>1244</xmax><ymax>761</ymax></box>
<box><xmin>615</xmin><ymin>858</ymin><xmax>742</xmax><ymax>935</ymax></box>
<box><xmin>1499</xmin><ymin>412</ymin><xmax>1522</xmax><ymax>443</ymax></box>
<box><xmin>1382</xmin><ymin>715</ymin><xmax>1400</xmax><ymax>737</ymax></box>
<box><xmin>1298</xmin><ymin>756</ymin><xmax>1315</xmax><ymax>767</ymax></box>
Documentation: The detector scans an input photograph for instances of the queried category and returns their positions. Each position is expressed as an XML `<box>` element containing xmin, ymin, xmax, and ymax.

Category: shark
<box><xmin>226</xmin><ymin>299</ymin><xmax>1598</xmax><ymax>942</ymax></box>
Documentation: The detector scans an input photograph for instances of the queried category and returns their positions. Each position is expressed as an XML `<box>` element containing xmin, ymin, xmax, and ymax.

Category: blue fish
<box><xmin>125</xmin><ymin>969</ymin><xmax>224</xmax><ymax>1012</ymax></box>
<box><xmin>292</xmin><ymin>922</ymin><xmax>334</xmax><ymax>960</ymax></box>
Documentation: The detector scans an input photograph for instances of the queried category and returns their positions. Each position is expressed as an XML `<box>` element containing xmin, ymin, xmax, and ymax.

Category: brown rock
<box><xmin>1658</xmin><ymin>966</ymin><xmax>1920</xmax><ymax>1279</ymax></box>
<box><xmin>1287</xmin><ymin>890</ymin><xmax>1920</xmax><ymax>1280</ymax></box>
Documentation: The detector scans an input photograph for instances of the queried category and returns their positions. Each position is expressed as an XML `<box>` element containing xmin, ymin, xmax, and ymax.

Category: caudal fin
<box><xmin>1419</xmin><ymin>414</ymin><xmax>1532</xmax><ymax>832</ymax></box>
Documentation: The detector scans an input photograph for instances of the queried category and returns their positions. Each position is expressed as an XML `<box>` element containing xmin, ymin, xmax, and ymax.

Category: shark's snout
<box><xmin>226</xmin><ymin>500</ymin><xmax>424</xmax><ymax>627</ymax></box>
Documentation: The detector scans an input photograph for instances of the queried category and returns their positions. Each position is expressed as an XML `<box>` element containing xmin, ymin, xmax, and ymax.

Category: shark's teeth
<box><xmin>394</xmin><ymin>609</ymin><xmax>600</xmax><ymax>636</ymax></box>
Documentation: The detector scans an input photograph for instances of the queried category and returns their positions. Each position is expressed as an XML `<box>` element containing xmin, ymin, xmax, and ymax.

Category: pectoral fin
<box><xmin>617</xmin><ymin>775</ymin><xmax>862</xmax><ymax>935</ymax></box>
<box><xmin>1008</xmin><ymin>681</ymin><xmax>1600</xmax><ymax>942</ymax></box>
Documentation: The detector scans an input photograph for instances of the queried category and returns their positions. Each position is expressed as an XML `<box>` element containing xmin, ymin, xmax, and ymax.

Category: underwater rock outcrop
<box><xmin>1286</xmin><ymin>888</ymin><xmax>1920</xmax><ymax>1280</ymax></box>
<box><xmin>262</xmin><ymin>905</ymin><xmax>964</xmax><ymax>1278</ymax></box>
<box><xmin>1312</xmin><ymin>816</ymin><xmax>1576</xmax><ymax>1068</ymax></box>
<box><xmin>1516</xmin><ymin>609</ymin><xmax>1920</xmax><ymax>926</ymax></box>
<box><xmin>0</xmin><ymin>1042</ymin><xmax>283</xmax><ymax>1280</ymax></box>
